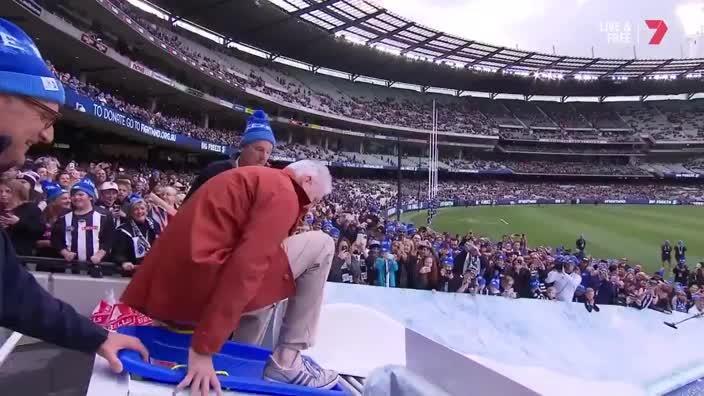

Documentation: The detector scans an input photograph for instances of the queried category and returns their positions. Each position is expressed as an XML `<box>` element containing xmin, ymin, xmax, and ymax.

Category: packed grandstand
<box><xmin>3</xmin><ymin>0</ymin><xmax>704</xmax><ymax>319</ymax></box>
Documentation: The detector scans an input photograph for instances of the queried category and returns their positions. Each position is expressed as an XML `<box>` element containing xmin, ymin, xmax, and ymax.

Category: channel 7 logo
<box><xmin>644</xmin><ymin>20</ymin><xmax>668</xmax><ymax>45</ymax></box>
<box><xmin>600</xmin><ymin>19</ymin><xmax>668</xmax><ymax>45</ymax></box>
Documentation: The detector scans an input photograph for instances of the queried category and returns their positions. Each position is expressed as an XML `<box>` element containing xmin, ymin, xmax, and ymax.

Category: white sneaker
<box><xmin>263</xmin><ymin>352</ymin><xmax>339</xmax><ymax>389</ymax></box>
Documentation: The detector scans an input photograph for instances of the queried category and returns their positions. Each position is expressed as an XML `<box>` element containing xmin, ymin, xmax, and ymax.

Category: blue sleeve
<box><xmin>0</xmin><ymin>231</ymin><xmax>108</xmax><ymax>353</ymax></box>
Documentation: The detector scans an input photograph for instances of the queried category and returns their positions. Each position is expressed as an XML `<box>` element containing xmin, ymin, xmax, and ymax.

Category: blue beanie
<box><xmin>490</xmin><ymin>277</ymin><xmax>501</xmax><ymax>289</ymax></box>
<box><xmin>240</xmin><ymin>110</ymin><xmax>275</xmax><ymax>147</ymax></box>
<box><xmin>0</xmin><ymin>18</ymin><xmax>64</xmax><ymax>104</ymax></box>
<box><xmin>71</xmin><ymin>178</ymin><xmax>97</xmax><ymax>199</ymax></box>
<box><xmin>329</xmin><ymin>227</ymin><xmax>340</xmax><ymax>239</ymax></box>
<box><xmin>442</xmin><ymin>255</ymin><xmax>454</xmax><ymax>267</ymax></box>
<box><xmin>41</xmin><ymin>181</ymin><xmax>65</xmax><ymax>202</ymax></box>
<box><xmin>126</xmin><ymin>193</ymin><xmax>146</xmax><ymax>213</ymax></box>
<box><xmin>381</xmin><ymin>239</ymin><xmax>391</xmax><ymax>253</ymax></box>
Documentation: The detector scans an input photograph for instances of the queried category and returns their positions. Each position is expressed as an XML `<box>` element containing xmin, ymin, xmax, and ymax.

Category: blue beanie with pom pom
<box><xmin>241</xmin><ymin>109</ymin><xmax>275</xmax><ymax>147</ymax></box>
<box><xmin>0</xmin><ymin>18</ymin><xmax>64</xmax><ymax>104</ymax></box>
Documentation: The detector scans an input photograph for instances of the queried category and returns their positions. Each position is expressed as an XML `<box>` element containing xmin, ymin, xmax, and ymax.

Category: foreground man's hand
<box><xmin>176</xmin><ymin>348</ymin><xmax>223</xmax><ymax>396</ymax></box>
<box><xmin>97</xmin><ymin>332</ymin><xmax>149</xmax><ymax>373</ymax></box>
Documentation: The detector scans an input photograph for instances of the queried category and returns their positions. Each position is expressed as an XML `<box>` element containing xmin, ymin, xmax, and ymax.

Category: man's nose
<box><xmin>39</xmin><ymin>126</ymin><xmax>54</xmax><ymax>144</ymax></box>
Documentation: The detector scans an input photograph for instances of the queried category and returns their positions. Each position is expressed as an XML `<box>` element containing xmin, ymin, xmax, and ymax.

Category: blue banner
<box><xmin>396</xmin><ymin>198</ymin><xmax>701</xmax><ymax>215</ymax></box>
<box><xmin>63</xmin><ymin>88</ymin><xmax>232</xmax><ymax>156</ymax></box>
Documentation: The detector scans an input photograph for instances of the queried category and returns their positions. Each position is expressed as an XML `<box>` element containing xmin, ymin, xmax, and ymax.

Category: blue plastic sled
<box><xmin>117</xmin><ymin>326</ymin><xmax>347</xmax><ymax>395</ymax></box>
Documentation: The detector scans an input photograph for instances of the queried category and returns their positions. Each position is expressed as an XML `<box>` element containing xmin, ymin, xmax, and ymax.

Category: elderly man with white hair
<box><xmin>121</xmin><ymin>160</ymin><xmax>338</xmax><ymax>395</ymax></box>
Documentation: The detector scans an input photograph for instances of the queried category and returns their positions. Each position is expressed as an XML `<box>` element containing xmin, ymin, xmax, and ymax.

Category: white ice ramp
<box><xmin>318</xmin><ymin>283</ymin><xmax>704</xmax><ymax>395</ymax></box>
<box><xmin>307</xmin><ymin>303</ymin><xmax>406</xmax><ymax>378</ymax></box>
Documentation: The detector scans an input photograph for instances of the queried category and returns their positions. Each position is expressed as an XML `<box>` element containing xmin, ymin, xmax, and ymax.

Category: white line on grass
<box><xmin>499</xmin><ymin>218</ymin><xmax>509</xmax><ymax>225</ymax></box>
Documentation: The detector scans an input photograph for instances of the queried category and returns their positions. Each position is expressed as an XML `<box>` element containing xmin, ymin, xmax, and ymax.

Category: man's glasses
<box><xmin>24</xmin><ymin>97</ymin><xmax>62</xmax><ymax>130</ymax></box>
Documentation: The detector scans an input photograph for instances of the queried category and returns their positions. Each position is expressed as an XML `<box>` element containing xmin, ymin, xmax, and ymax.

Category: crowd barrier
<box><xmin>19</xmin><ymin>256</ymin><xmax>129</xmax><ymax>278</ymax></box>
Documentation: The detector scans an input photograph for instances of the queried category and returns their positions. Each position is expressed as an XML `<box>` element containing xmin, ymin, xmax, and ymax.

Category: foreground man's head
<box><xmin>0</xmin><ymin>18</ymin><xmax>64</xmax><ymax>172</ymax></box>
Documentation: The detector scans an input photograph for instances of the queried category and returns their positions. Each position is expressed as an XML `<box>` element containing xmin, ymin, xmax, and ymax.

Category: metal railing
<box><xmin>18</xmin><ymin>256</ymin><xmax>128</xmax><ymax>278</ymax></box>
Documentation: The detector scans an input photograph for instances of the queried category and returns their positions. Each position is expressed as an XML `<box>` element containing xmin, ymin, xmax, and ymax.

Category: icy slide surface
<box><xmin>312</xmin><ymin>283</ymin><xmax>704</xmax><ymax>395</ymax></box>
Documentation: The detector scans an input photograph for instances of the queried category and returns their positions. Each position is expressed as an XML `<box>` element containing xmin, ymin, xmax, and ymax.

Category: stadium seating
<box><xmin>76</xmin><ymin>0</ymin><xmax>703</xmax><ymax>143</ymax></box>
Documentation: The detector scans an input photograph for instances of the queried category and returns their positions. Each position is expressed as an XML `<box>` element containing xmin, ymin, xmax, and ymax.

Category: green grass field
<box><xmin>402</xmin><ymin>205</ymin><xmax>704</xmax><ymax>273</ymax></box>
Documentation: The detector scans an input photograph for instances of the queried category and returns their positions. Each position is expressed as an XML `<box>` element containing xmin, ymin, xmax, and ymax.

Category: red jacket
<box><xmin>121</xmin><ymin>166</ymin><xmax>309</xmax><ymax>354</ymax></box>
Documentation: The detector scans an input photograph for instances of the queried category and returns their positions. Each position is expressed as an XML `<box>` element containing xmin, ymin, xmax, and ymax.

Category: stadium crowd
<box><xmin>7</xmin><ymin>0</ymin><xmax>704</xmax><ymax>321</ymax></box>
<box><xmin>47</xmin><ymin>62</ymin><xmax>239</xmax><ymax>146</ymax></box>
<box><xmin>58</xmin><ymin>0</ymin><xmax>704</xmax><ymax>142</ymax></box>
<box><xmin>3</xmin><ymin>150</ymin><xmax>703</xmax><ymax>317</ymax></box>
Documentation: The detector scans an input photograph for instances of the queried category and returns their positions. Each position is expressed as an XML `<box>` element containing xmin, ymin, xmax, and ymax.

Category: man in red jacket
<box><xmin>121</xmin><ymin>160</ymin><xmax>338</xmax><ymax>395</ymax></box>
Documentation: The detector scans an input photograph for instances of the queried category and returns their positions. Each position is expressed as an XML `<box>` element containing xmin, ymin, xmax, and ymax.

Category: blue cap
<box><xmin>442</xmin><ymin>255</ymin><xmax>454</xmax><ymax>267</ymax></box>
<box><xmin>490</xmin><ymin>278</ymin><xmax>501</xmax><ymax>289</ymax></box>
<box><xmin>304</xmin><ymin>213</ymin><xmax>315</xmax><ymax>225</ymax></box>
<box><xmin>126</xmin><ymin>193</ymin><xmax>146</xmax><ymax>212</ymax></box>
<box><xmin>70</xmin><ymin>178</ymin><xmax>97</xmax><ymax>199</ymax></box>
<box><xmin>241</xmin><ymin>110</ymin><xmax>275</xmax><ymax>147</ymax></box>
<box><xmin>381</xmin><ymin>239</ymin><xmax>391</xmax><ymax>253</ymax></box>
<box><xmin>41</xmin><ymin>181</ymin><xmax>65</xmax><ymax>202</ymax></box>
<box><xmin>0</xmin><ymin>18</ymin><xmax>64</xmax><ymax>104</ymax></box>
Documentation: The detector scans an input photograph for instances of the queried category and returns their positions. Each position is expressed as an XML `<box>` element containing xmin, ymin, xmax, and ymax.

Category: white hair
<box><xmin>285</xmin><ymin>160</ymin><xmax>333</xmax><ymax>197</ymax></box>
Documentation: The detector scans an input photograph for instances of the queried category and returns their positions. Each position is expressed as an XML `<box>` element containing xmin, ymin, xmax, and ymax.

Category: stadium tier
<box><xmin>18</xmin><ymin>0</ymin><xmax>704</xmax><ymax>148</ymax></box>
<box><xmin>2</xmin><ymin>1</ymin><xmax>704</xmax><ymax>395</ymax></box>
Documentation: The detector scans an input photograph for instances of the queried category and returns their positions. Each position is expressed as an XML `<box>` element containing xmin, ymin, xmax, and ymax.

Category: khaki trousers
<box><xmin>232</xmin><ymin>230</ymin><xmax>334</xmax><ymax>350</ymax></box>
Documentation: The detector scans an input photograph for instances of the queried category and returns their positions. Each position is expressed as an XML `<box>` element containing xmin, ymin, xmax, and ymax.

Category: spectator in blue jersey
<box><xmin>0</xmin><ymin>17</ymin><xmax>147</xmax><ymax>372</ymax></box>
<box><xmin>51</xmin><ymin>178</ymin><xmax>114</xmax><ymax>275</ymax></box>
<box><xmin>672</xmin><ymin>286</ymin><xmax>689</xmax><ymax>313</ymax></box>
<box><xmin>487</xmin><ymin>277</ymin><xmax>502</xmax><ymax>296</ymax></box>
<box><xmin>438</xmin><ymin>255</ymin><xmax>455</xmax><ymax>292</ymax></box>
<box><xmin>529</xmin><ymin>278</ymin><xmax>545</xmax><ymax>299</ymax></box>
<box><xmin>374</xmin><ymin>240</ymin><xmax>398</xmax><ymax>287</ymax></box>
<box><xmin>111</xmin><ymin>194</ymin><xmax>160</xmax><ymax>276</ymax></box>
<box><xmin>185</xmin><ymin>109</ymin><xmax>275</xmax><ymax>200</ymax></box>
